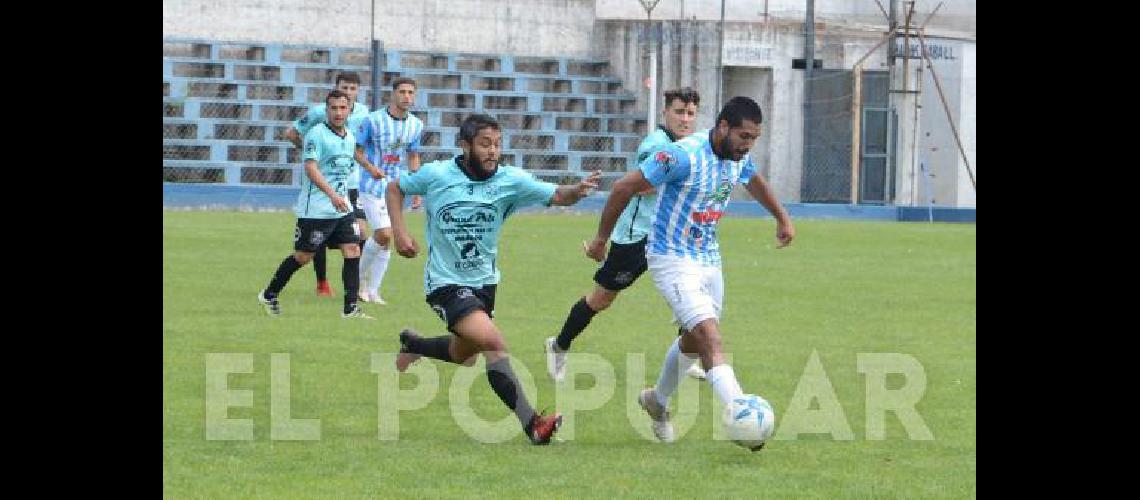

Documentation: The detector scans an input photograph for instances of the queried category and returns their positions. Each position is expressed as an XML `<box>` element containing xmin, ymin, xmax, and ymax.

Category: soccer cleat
<box><xmin>527</xmin><ymin>411</ymin><xmax>564</xmax><ymax>445</ymax></box>
<box><xmin>360</xmin><ymin>291</ymin><xmax>387</xmax><ymax>305</ymax></box>
<box><xmin>638</xmin><ymin>387</ymin><xmax>675</xmax><ymax>443</ymax></box>
<box><xmin>258</xmin><ymin>289</ymin><xmax>281</xmax><ymax>316</ymax></box>
<box><xmin>395</xmin><ymin>329</ymin><xmax>423</xmax><ymax>372</ymax></box>
<box><xmin>686</xmin><ymin>364</ymin><xmax>707</xmax><ymax>380</ymax></box>
<box><xmin>544</xmin><ymin>337</ymin><xmax>567</xmax><ymax>382</ymax></box>
<box><xmin>316</xmin><ymin>280</ymin><xmax>333</xmax><ymax>296</ymax></box>
<box><xmin>341</xmin><ymin>304</ymin><xmax>374</xmax><ymax>319</ymax></box>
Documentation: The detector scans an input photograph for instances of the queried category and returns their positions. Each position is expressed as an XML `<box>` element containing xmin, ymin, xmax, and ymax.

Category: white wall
<box><xmin>163</xmin><ymin>0</ymin><xmax>599</xmax><ymax>57</ymax></box>
<box><xmin>914</xmin><ymin>38</ymin><xmax>975</xmax><ymax>208</ymax></box>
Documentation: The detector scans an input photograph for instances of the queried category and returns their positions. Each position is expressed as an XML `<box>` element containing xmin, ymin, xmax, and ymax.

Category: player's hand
<box><xmin>576</xmin><ymin>171</ymin><xmax>602</xmax><ymax>198</ymax></box>
<box><xmin>776</xmin><ymin>219</ymin><xmax>795</xmax><ymax>248</ymax></box>
<box><xmin>584</xmin><ymin>237</ymin><xmax>608</xmax><ymax>262</ymax></box>
<box><xmin>411</xmin><ymin>195</ymin><xmax>423</xmax><ymax>210</ymax></box>
<box><xmin>333</xmin><ymin>196</ymin><xmax>350</xmax><ymax>213</ymax></box>
<box><xmin>395</xmin><ymin>232</ymin><xmax>419</xmax><ymax>258</ymax></box>
<box><xmin>368</xmin><ymin>165</ymin><xmax>386</xmax><ymax>180</ymax></box>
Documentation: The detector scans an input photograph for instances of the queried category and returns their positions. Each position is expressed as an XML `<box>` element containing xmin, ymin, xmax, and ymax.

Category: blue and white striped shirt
<box><xmin>640</xmin><ymin>129</ymin><xmax>756</xmax><ymax>267</ymax></box>
<box><xmin>355</xmin><ymin>108</ymin><xmax>423</xmax><ymax>197</ymax></box>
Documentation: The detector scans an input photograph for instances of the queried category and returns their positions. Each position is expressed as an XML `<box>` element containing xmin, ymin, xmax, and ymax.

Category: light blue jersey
<box><xmin>294</xmin><ymin>123</ymin><xmax>357</xmax><ymax>219</ymax></box>
<box><xmin>293</xmin><ymin>102</ymin><xmax>369</xmax><ymax>189</ymax></box>
<box><xmin>640</xmin><ymin>129</ymin><xmax>756</xmax><ymax>267</ymax></box>
<box><xmin>611</xmin><ymin>126</ymin><xmax>679</xmax><ymax>245</ymax></box>
<box><xmin>398</xmin><ymin>157</ymin><xmax>557</xmax><ymax>294</ymax></box>
<box><xmin>356</xmin><ymin>108</ymin><xmax>424</xmax><ymax>198</ymax></box>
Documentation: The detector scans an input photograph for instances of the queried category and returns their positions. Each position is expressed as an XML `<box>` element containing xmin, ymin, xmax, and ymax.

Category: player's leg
<box><xmin>546</xmin><ymin>240</ymin><xmax>644</xmax><ymax>381</ymax></box>
<box><xmin>312</xmin><ymin>246</ymin><xmax>331</xmax><ymax>296</ymax></box>
<box><xmin>635</xmin><ymin>254</ymin><xmax>713</xmax><ymax>441</ymax></box>
<box><xmin>454</xmin><ymin>311</ymin><xmax>561</xmax><ymax>444</ymax></box>
<box><xmin>330</xmin><ymin>215</ymin><xmax>369</xmax><ymax>318</ymax></box>
<box><xmin>350</xmin><ymin>189</ymin><xmax>371</xmax><ymax>293</ymax></box>
<box><xmin>397</xmin><ymin>286</ymin><xmax>561</xmax><ymax>444</ymax></box>
<box><xmin>260</xmin><ymin>219</ymin><xmax>324</xmax><ymax>315</ymax></box>
<box><xmin>678</xmin><ymin>265</ymin><xmax>741</xmax><ymax>406</ymax></box>
<box><xmin>360</xmin><ymin>193</ymin><xmax>392</xmax><ymax>304</ymax></box>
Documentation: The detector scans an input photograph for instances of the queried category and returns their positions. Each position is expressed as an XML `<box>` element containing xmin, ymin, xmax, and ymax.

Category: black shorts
<box><xmin>426</xmin><ymin>284</ymin><xmax>498</xmax><ymax>334</ymax></box>
<box><xmin>294</xmin><ymin>216</ymin><xmax>360</xmax><ymax>253</ymax></box>
<box><xmin>593</xmin><ymin>238</ymin><xmax>648</xmax><ymax>291</ymax></box>
<box><xmin>349</xmin><ymin>189</ymin><xmax>366</xmax><ymax>220</ymax></box>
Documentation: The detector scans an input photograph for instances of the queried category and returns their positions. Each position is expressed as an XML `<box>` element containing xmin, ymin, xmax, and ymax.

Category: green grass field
<box><xmin>163</xmin><ymin>210</ymin><xmax>976</xmax><ymax>498</ymax></box>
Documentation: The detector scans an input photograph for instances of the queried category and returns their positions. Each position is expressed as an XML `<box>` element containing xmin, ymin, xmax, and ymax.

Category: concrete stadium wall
<box><xmin>163</xmin><ymin>0</ymin><xmax>599</xmax><ymax>57</ymax></box>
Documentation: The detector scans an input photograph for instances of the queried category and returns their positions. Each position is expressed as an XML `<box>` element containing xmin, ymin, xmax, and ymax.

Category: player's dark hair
<box><xmin>716</xmin><ymin>96</ymin><xmax>763</xmax><ymax>127</ymax></box>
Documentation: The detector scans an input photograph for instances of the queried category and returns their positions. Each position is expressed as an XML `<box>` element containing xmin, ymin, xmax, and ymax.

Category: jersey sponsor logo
<box><xmin>305</xmin><ymin>140</ymin><xmax>316</xmax><ymax>154</ymax></box>
<box><xmin>710</xmin><ymin>182</ymin><xmax>733</xmax><ymax>203</ymax></box>
<box><xmin>654</xmin><ymin>151</ymin><xmax>675</xmax><ymax>173</ymax></box>
<box><xmin>460</xmin><ymin>242</ymin><xmax>481</xmax><ymax>260</ymax></box>
<box><xmin>690</xmin><ymin>208</ymin><xmax>724</xmax><ymax>224</ymax></box>
<box><xmin>382</xmin><ymin>141</ymin><xmax>406</xmax><ymax>165</ymax></box>
<box><xmin>435</xmin><ymin>201</ymin><xmax>497</xmax><ymax>272</ymax></box>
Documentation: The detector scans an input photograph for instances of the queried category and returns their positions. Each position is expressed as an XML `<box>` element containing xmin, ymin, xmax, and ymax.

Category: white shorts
<box><xmin>359</xmin><ymin>193</ymin><xmax>391</xmax><ymax>231</ymax></box>
<box><xmin>647</xmin><ymin>253</ymin><xmax>724</xmax><ymax>332</ymax></box>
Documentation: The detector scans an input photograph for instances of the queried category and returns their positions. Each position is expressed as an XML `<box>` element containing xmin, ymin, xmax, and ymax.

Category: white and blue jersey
<box><xmin>640</xmin><ymin>129</ymin><xmax>756</xmax><ymax>267</ymax></box>
<box><xmin>398</xmin><ymin>157</ymin><xmax>557</xmax><ymax>294</ymax></box>
<box><xmin>356</xmin><ymin>108</ymin><xmax>424</xmax><ymax>198</ymax></box>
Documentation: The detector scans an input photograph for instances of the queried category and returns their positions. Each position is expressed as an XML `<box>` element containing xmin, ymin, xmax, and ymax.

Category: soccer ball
<box><xmin>722</xmin><ymin>394</ymin><xmax>775</xmax><ymax>451</ymax></box>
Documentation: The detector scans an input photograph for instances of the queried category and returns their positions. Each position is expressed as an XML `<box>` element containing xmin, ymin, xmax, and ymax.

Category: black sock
<box><xmin>313</xmin><ymin>247</ymin><xmax>328</xmax><ymax>282</ymax></box>
<box><xmin>486</xmin><ymin>357</ymin><xmax>537</xmax><ymax>429</ymax></box>
<box><xmin>408</xmin><ymin>335</ymin><xmax>455</xmax><ymax>363</ymax></box>
<box><xmin>556</xmin><ymin>297</ymin><xmax>598</xmax><ymax>351</ymax></box>
<box><xmin>342</xmin><ymin>257</ymin><xmax>360</xmax><ymax>312</ymax></box>
<box><xmin>267</xmin><ymin>255</ymin><xmax>303</xmax><ymax>296</ymax></box>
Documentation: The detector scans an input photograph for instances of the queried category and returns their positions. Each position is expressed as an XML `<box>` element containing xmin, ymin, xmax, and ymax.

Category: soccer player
<box><xmin>585</xmin><ymin>97</ymin><xmax>795</xmax><ymax>445</ymax></box>
<box><xmin>386</xmin><ymin>114</ymin><xmax>601</xmax><ymax>445</ymax></box>
<box><xmin>353</xmin><ymin>77</ymin><xmax>423</xmax><ymax>304</ymax></box>
<box><xmin>286</xmin><ymin>72</ymin><xmax>372</xmax><ymax>297</ymax></box>
<box><xmin>258</xmin><ymin>90</ymin><xmax>372</xmax><ymax>319</ymax></box>
<box><xmin>545</xmin><ymin>87</ymin><xmax>708</xmax><ymax>382</ymax></box>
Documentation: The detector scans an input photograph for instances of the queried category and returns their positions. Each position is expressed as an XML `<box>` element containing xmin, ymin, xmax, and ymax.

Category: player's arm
<box><xmin>549</xmin><ymin>171</ymin><xmax>601</xmax><ymax>206</ymax></box>
<box><xmin>386</xmin><ymin>179</ymin><xmax>419</xmax><ymax>258</ymax></box>
<box><xmin>744</xmin><ymin>172</ymin><xmax>795</xmax><ymax>248</ymax></box>
<box><xmin>288</xmin><ymin>107</ymin><xmax>320</xmax><ymax>149</ymax></box>
<box><xmin>306</xmin><ymin>160</ymin><xmax>349</xmax><ymax>213</ymax></box>
<box><xmin>586</xmin><ymin>170</ymin><xmax>652</xmax><ymax>261</ymax></box>
<box><xmin>408</xmin><ymin>151</ymin><xmax>424</xmax><ymax>209</ymax></box>
<box><xmin>285</xmin><ymin>127</ymin><xmax>303</xmax><ymax>149</ymax></box>
<box><xmin>408</xmin><ymin>152</ymin><xmax>421</xmax><ymax>173</ymax></box>
<box><xmin>354</xmin><ymin>145</ymin><xmax>384</xmax><ymax>179</ymax></box>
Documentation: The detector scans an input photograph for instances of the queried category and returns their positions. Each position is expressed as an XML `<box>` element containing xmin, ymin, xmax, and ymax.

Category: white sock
<box><xmin>653</xmin><ymin>338</ymin><xmax>698</xmax><ymax>407</ymax></box>
<box><xmin>706</xmin><ymin>364</ymin><xmax>744</xmax><ymax>406</ymax></box>
<box><xmin>361</xmin><ymin>238</ymin><xmax>379</xmax><ymax>280</ymax></box>
<box><xmin>367</xmin><ymin>244</ymin><xmax>390</xmax><ymax>296</ymax></box>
